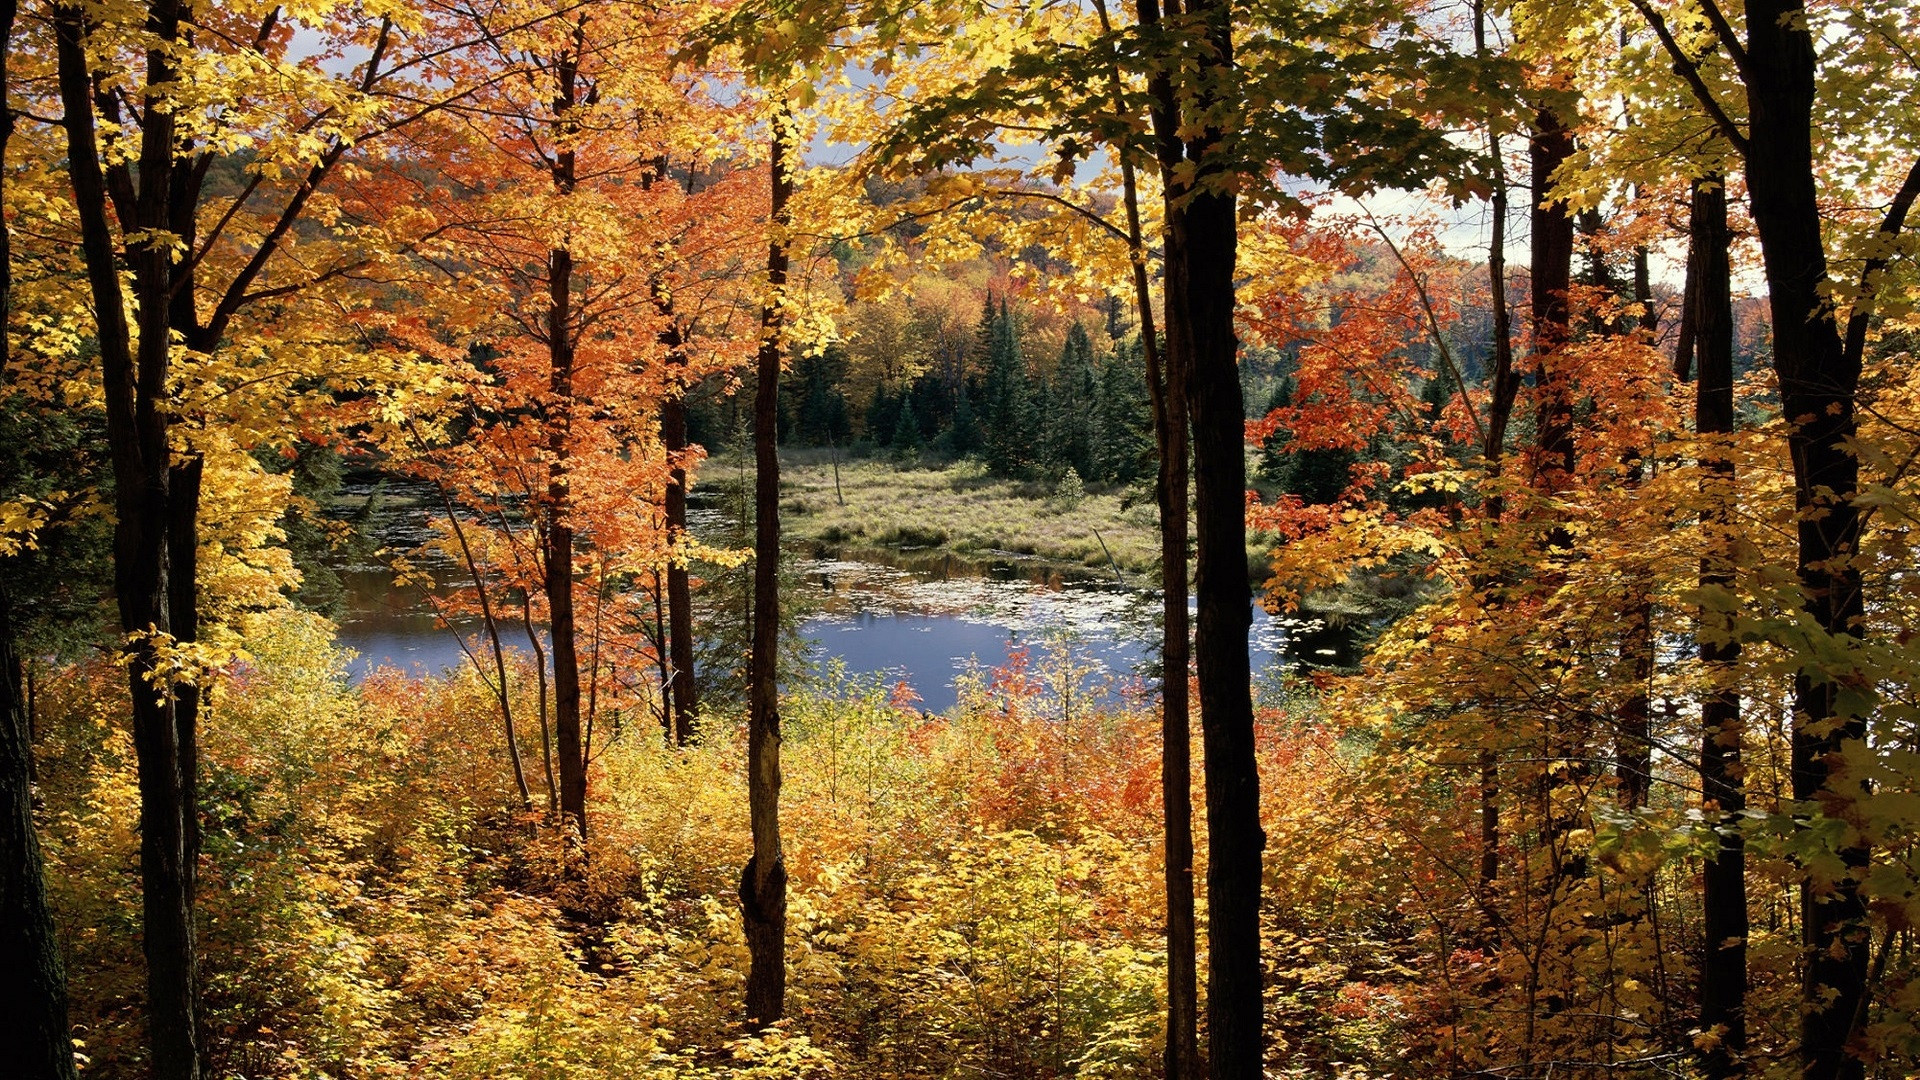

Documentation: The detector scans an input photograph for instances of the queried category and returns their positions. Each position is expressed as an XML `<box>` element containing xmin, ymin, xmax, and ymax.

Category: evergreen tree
<box><xmin>787</xmin><ymin>345</ymin><xmax>852</xmax><ymax>446</ymax></box>
<box><xmin>978</xmin><ymin>296</ymin><xmax>1036</xmax><ymax>477</ymax></box>
<box><xmin>908</xmin><ymin>372</ymin><xmax>955</xmax><ymax>436</ymax></box>
<box><xmin>1091</xmin><ymin>340</ymin><xmax>1154</xmax><ymax>484</ymax></box>
<box><xmin>891</xmin><ymin>393</ymin><xmax>924</xmax><ymax>455</ymax></box>
<box><xmin>865</xmin><ymin>384</ymin><xmax>899</xmax><ymax>447</ymax></box>
<box><xmin>1045</xmin><ymin>321</ymin><xmax>1099</xmax><ymax>479</ymax></box>
<box><xmin>1255</xmin><ymin>380</ymin><xmax>1295</xmax><ymax>485</ymax></box>
<box><xmin>943</xmin><ymin>380</ymin><xmax>983</xmax><ymax>458</ymax></box>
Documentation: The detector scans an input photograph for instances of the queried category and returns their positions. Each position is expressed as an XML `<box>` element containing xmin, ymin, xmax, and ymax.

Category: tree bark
<box><xmin>1743</xmin><ymin>5</ymin><xmax>1869</xmax><ymax>1075</ymax></box>
<box><xmin>546</xmin><ymin>244</ymin><xmax>586</xmax><ymax>845</ymax></box>
<box><xmin>1132</xmin><ymin>0</ymin><xmax>1261</xmax><ymax>1069</ymax></box>
<box><xmin>547</xmin><ymin>43</ymin><xmax>587</xmax><ymax>848</ymax></box>
<box><xmin>0</xmin><ymin>585</ymin><xmax>76</xmax><ymax>1080</ymax></box>
<box><xmin>54</xmin><ymin>5</ymin><xmax>201</xmax><ymax>1076</ymax></box>
<box><xmin>1528</xmin><ymin>105</ymin><xmax>1577</xmax><ymax>494</ymax></box>
<box><xmin>1615</xmin><ymin>208</ymin><xmax>1656</xmax><ymax>813</ymax></box>
<box><xmin>659</xmin><ymin>322</ymin><xmax>700</xmax><ymax>747</ymax></box>
<box><xmin>1095</xmin><ymin>0</ymin><xmax>1198</xmax><ymax>1069</ymax></box>
<box><xmin>0</xmin><ymin>11</ymin><xmax>79</xmax><ymax>1053</ymax></box>
<box><xmin>1688</xmin><ymin>174</ymin><xmax>1749</xmax><ymax>1080</ymax></box>
<box><xmin>743</xmin><ymin>98</ymin><xmax>793</xmax><ymax>1027</ymax></box>
<box><xmin>1472</xmin><ymin>0</ymin><xmax>1519</xmax><ymax>900</ymax></box>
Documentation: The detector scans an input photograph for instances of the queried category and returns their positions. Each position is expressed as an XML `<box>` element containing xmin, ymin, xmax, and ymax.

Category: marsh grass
<box><xmin>765</xmin><ymin>451</ymin><xmax>1163</xmax><ymax>576</ymax></box>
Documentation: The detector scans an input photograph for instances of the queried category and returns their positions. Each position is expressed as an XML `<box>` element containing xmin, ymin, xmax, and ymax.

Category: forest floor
<box><xmin>766</xmin><ymin>450</ymin><xmax>1166</xmax><ymax>577</ymax></box>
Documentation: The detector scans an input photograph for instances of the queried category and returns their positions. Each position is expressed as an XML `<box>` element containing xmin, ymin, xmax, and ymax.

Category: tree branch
<box><xmin>1627</xmin><ymin>0</ymin><xmax>1751</xmax><ymax>158</ymax></box>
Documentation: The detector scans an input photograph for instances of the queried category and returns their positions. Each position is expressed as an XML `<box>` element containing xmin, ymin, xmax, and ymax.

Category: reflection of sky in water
<box><xmin>329</xmin><ymin>480</ymin><xmax>1304</xmax><ymax>707</ymax></box>
<box><xmin>797</xmin><ymin>557</ymin><xmax>1288</xmax><ymax>714</ymax></box>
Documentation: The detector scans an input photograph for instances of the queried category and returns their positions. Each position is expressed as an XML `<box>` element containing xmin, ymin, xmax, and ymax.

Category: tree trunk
<box><xmin>432</xmin><ymin>479</ymin><xmax>533</xmax><ymax>811</ymax></box>
<box><xmin>1096</xmin><ymin>0</ymin><xmax>1198</xmax><ymax>1067</ymax></box>
<box><xmin>0</xmin><ymin>4</ymin><xmax>75</xmax><ymax>1067</ymax></box>
<box><xmin>1472</xmin><ymin>0</ymin><xmax>1519</xmax><ymax>900</ymax></box>
<box><xmin>1615</xmin><ymin>208</ymin><xmax>1656</xmax><ymax>813</ymax></box>
<box><xmin>743</xmin><ymin>98</ymin><xmax>793</xmax><ymax>1027</ymax></box>
<box><xmin>1133</xmin><ymin>0</ymin><xmax>1262</xmax><ymax>1068</ymax></box>
<box><xmin>1743</xmin><ymin>5</ymin><xmax>1868</xmax><ymax>1075</ymax></box>
<box><xmin>54</xmin><ymin>5</ymin><xmax>201</xmax><ymax>1076</ymax></box>
<box><xmin>0</xmin><ymin>584</ymin><xmax>76</xmax><ymax>1080</ymax></box>
<box><xmin>1688</xmin><ymin>174</ymin><xmax>1749</xmax><ymax>1080</ymax></box>
<box><xmin>1529</xmin><ymin>105</ymin><xmax>1577</xmax><ymax>494</ymax></box>
<box><xmin>547</xmin><ymin>46</ymin><xmax>587</xmax><ymax>848</ymax></box>
<box><xmin>660</xmin><ymin>334</ymin><xmax>700</xmax><ymax>747</ymax></box>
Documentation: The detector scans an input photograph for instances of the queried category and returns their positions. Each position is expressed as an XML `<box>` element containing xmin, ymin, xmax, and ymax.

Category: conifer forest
<box><xmin>4</xmin><ymin>0</ymin><xmax>1920</xmax><ymax>1077</ymax></box>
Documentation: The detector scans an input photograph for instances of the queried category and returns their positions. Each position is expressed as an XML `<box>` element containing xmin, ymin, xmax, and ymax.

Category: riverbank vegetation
<box><xmin>773</xmin><ymin>452</ymin><xmax>1163</xmax><ymax>577</ymax></box>
<box><xmin>5</xmin><ymin>0</ymin><xmax>1920</xmax><ymax>1077</ymax></box>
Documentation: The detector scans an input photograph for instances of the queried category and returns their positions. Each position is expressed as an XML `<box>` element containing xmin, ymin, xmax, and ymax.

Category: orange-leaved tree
<box><xmin>384</xmin><ymin>0</ymin><xmax>766</xmax><ymax>847</ymax></box>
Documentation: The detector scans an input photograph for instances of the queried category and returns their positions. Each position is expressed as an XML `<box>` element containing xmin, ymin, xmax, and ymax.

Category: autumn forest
<box><xmin>1</xmin><ymin>0</ymin><xmax>1917</xmax><ymax>1078</ymax></box>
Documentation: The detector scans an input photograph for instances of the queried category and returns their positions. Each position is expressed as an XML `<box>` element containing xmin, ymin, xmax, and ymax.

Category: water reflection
<box><xmin>327</xmin><ymin>479</ymin><xmax>1340</xmax><ymax>708</ymax></box>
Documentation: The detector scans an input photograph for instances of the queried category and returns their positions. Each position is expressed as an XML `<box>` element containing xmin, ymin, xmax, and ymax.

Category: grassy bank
<box><xmin>768</xmin><ymin>450</ymin><xmax>1164</xmax><ymax>577</ymax></box>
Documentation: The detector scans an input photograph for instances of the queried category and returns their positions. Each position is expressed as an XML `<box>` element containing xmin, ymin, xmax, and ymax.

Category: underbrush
<box><xmin>33</xmin><ymin>608</ymin><xmax>1442</xmax><ymax>1078</ymax></box>
<box><xmin>36</xmin><ymin>612</ymin><xmax>1186</xmax><ymax>1078</ymax></box>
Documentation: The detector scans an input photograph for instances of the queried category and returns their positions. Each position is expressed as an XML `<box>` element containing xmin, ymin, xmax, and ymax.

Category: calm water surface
<box><xmin>328</xmin><ymin>480</ymin><xmax>1314</xmax><ymax>713</ymax></box>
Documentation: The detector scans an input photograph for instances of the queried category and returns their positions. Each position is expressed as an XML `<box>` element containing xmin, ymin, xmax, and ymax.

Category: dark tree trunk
<box><xmin>1133</xmin><ymin>0</ymin><xmax>1261</xmax><ymax>1069</ymax></box>
<box><xmin>1688</xmin><ymin>175</ymin><xmax>1749</xmax><ymax>1080</ymax></box>
<box><xmin>1112</xmin><ymin>20</ymin><xmax>1199</xmax><ymax>1064</ymax></box>
<box><xmin>546</xmin><ymin>244</ymin><xmax>586</xmax><ymax>845</ymax></box>
<box><xmin>1614</xmin><ymin>211</ymin><xmax>1656</xmax><ymax>812</ymax></box>
<box><xmin>1529</xmin><ymin>105</ymin><xmax>1577</xmax><ymax>493</ymax></box>
<box><xmin>434</xmin><ymin>480</ymin><xmax>533</xmax><ymax>810</ymax></box>
<box><xmin>168</xmin><ymin>455</ymin><xmax>203</xmax><ymax>904</ymax></box>
<box><xmin>1525</xmin><ymin>104</ymin><xmax>1586</xmax><ymax>903</ymax></box>
<box><xmin>1472</xmin><ymin>0</ymin><xmax>1520</xmax><ymax>899</ymax></box>
<box><xmin>54</xmin><ymin>5</ymin><xmax>201</xmax><ymax>1076</ymax></box>
<box><xmin>1</xmin><ymin>12</ymin><xmax>80</xmax><ymax>1050</ymax></box>
<box><xmin>1180</xmin><ymin>183</ymin><xmax>1262</xmax><ymax>1080</ymax></box>
<box><xmin>0</xmin><ymin>586</ymin><xmax>76</xmax><ymax>1080</ymax></box>
<box><xmin>547</xmin><ymin>47</ymin><xmax>587</xmax><ymax>847</ymax></box>
<box><xmin>659</xmin><ymin>322</ymin><xmax>700</xmax><ymax>747</ymax></box>
<box><xmin>743</xmin><ymin>100</ymin><xmax>793</xmax><ymax>1027</ymax></box>
<box><xmin>1743</xmin><ymin>5</ymin><xmax>1869</xmax><ymax>1075</ymax></box>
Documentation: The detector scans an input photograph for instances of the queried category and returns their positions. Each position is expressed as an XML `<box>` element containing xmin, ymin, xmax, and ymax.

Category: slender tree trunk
<box><xmin>546</xmin><ymin>244</ymin><xmax>586</xmax><ymax>845</ymax></box>
<box><xmin>743</xmin><ymin>98</ymin><xmax>793</xmax><ymax>1027</ymax></box>
<box><xmin>545</xmin><ymin>46</ymin><xmax>588</xmax><ymax>848</ymax></box>
<box><xmin>168</xmin><ymin>455</ymin><xmax>203</xmax><ymax>903</ymax></box>
<box><xmin>660</xmin><ymin>330</ymin><xmax>700</xmax><ymax>747</ymax></box>
<box><xmin>642</xmin><ymin>151</ymin><xmax>702</xmax><ymax>747</ymax></box>
<box><xmin>1612</xmin><ymin>204</ymin><xmax>1656</xmax><ymax>812</ymax></box>
<box><xmin>1743</xmin><ymin>6</ymin><xmax>1870</xmax><ymax>1075</ymax></box>
<box><xmin>1472</xmin><ymin>0</ymin><xmax>1520</xmax><ymax>900</ymax></box>
<box><xmin>1688</xmin><ymin>174</ymin><xmax>1749</xmax><ymax>1080</ymax></box>
<box><xmin>1526</xmin><ymin>103</ymin><xmax>1586</xmax><ymax>907</ymax></box>
<box><xmin>521</xmin><ymin>598</ymin><xmax>559</xmax><ymax>816</ymax></box>
<box><xmin>431</xmin><ymin>479</ymin><xmax>532</xmax><ymax>811</ymax></box>
<box><xmin>54</xmin><ymin>5</ymin><xmax>201</xmax><ymax>1076</ymax></box>
<box><xmin>1133</xmin><ymin>0</ymin><xmax>1261</xmax><ymax>1068</ymax></box>
<box><xmin>1092</xmin><ymin>1</ymin><xmax>1197</xmax><ymax>1070</ymax></box>
<box><xmin>1529</xmin><ymin>105</ymin><xmax>1577</xmax><ymax>493</ymax></box>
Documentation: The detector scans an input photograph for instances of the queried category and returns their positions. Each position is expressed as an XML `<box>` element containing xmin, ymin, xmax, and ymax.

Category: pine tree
<box><xmin>1092</xmin><ymin>341</ymin><xmax>1154</xmax><ymax>484</ymax></box>
<box><xmin>943</xmin><ymin>380</ymin><xmax>983</xmax><ymax>458</ymax></box>
<box><xmin>865</xmin><ymin>385</ymin><xmax>899</xmax><ymax>447</ymax></box>
<box><xmin>979</xmin><ymin>296</ymin><xmax>1036</xmax><ymax>477</ymax></box>
<box><xmin>891</xmin><ymin>393</ymin><xmax>924</xmax><ymax>455</ymax></box>
<box><xmin>1045</xmin><ymin>321</ymin><xmax>1099</xmax><ymax>478</ymax></box>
